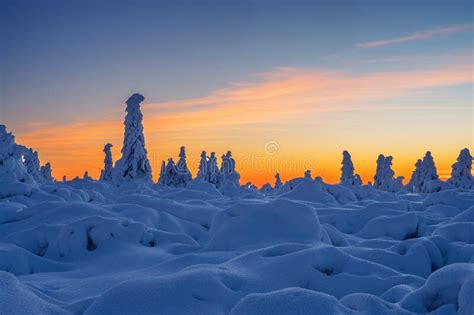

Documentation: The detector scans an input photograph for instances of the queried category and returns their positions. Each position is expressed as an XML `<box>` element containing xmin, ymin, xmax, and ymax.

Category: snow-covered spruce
<box><xmin>196</xmin><ymin>151</ymin><xmax>209</xmax><ymax>181</ymax></box>
<box><xmin>100</xmin><ymin>143</ymin><xmax>113</xmax><ymax>181</ymax></box>
<box><xmin>260</xmin><ymin>182</ymin><xmax>273</xmax><ymax>194</ymax></box>
<box><xmin>23</xmin><ymin>148</ymin><xmax>43</xmax><ymax>182</ymax></box>
<box><xmin>373</xmin><ymin>154</ymin><xmax>403</xmax><ymax>192</ymax></box>
<box><xmin>207</xmin><ymin>152</ymin><xmax>219</xmax><ymax>185</ymax></box>
<box><xmin>408</xmin><ymin>151</ymin><xmax>440</xmax><ymax>193</ymax></box>
<box><xmin>449</xmin><ymin>148</ymin><xmax>473</xmax><ymax>189</ymax></box>
<box><xmin>218</xmin><ymin>151</ymin><xmax>240</xmax><ymax>189</ymax></box>
<box><xmin>112</xmin><ymin>93</ymin><xmax>153</xmax><ymax>184</ymax></box>
<box><xmin>340</xmin><ymin>150</ymin><xmax>362</xmax><ymax>186</ymax></box>
<box><xmin>39</xmin><ymin>162</ymin><xmax>53</xmax><ymax>182</ymax></box>
<box><xmin>0</xmin><ymin>125</ymin><xmax>37</xmax><ymax>197</ymax></box>
<box><xmin>163</xmin><ymin>158</ymin><xmax>177</xmax><ymax>186</ymax></box>
<box><xmin>157</xmin><ymin>160</ymin><xmax>166</xmax><ymax>185</ymax></box>
<box><xmin>274</xmin><ymin>173</ymin><xmax>283</xmax><ymax>190</ymax></box>
<box><xmin>175</xmin><ymin>146</ymin><xmax>192</xmax><ymax>187</ymax></box>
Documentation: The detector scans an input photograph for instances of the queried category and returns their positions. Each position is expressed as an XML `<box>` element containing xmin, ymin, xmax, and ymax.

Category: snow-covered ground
<box><xmin>1</xmin><ymin>178</ymin><xmax>473</xmax><ymax>314</ymax></box>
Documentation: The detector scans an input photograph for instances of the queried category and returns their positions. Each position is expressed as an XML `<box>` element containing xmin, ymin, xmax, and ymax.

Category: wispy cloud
<box><xmin>14</xmin><ymin>62</ymin><xmax>472</xmax><ymax>184</ymax></box>
<box><xmin>357</xmin><ymin>24</ymin><xmax>474</xmax><ymax>48</ymax></box>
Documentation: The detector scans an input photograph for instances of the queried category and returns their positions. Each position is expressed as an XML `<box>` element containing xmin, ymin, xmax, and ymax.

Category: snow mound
<box><xmin>401</xmin><ymin>263</ymin><xmax>474</xmax><ymax>314</ymax></box>
<box><xmin>279</xmin><ymin>178</ymin><xmax>337</xmax><ymax>204</ymax></box>
<box><xmin>230</xmin><ymin>288</ymin><xmax>351</xmax><ymax>315</ymax></box>
<box><xmin>0</xmin><ymin>271</ymin><xmax>69</xmax><ymax>315</ymax></box>
<box><xmin>206</xmin><ymin>199</ymin><xmax>322</xmax><ymax>250</ymax></box>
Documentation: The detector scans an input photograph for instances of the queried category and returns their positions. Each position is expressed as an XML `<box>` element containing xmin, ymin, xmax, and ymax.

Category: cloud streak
<box><xmin>14</xmin><ymin>62</ymin><xmax>473</xmax><ymax>185</ymax></box>
<box><xmin>357</xmin><ymin>24</ymin><xmax>474</xmax><ymax>48</ymax></box>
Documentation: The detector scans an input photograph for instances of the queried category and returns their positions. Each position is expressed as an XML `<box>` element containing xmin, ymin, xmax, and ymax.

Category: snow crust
<box><xmin>1</xmin><ymin>171</ymin><xmax>473</xmax><ymax>314</ymax></box>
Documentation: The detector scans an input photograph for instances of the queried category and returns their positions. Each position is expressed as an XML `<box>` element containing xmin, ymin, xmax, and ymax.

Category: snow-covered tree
<box><xmin>0</xmin><ymin>125</ymin><xmax>34</xmax><ymax>186</ymax></box>
<box><xmin>113</xmin><ymin>93</ymin><xmax>153</xmax><ymax>184</ymax></box>
<box><xmin>196</xmin><ymin>151</ymin><xmax>208</xmax><ymax>181</ymax></box>
<box><xmin>24</xmin><ymin>148</ymin><xmax>42</xmax><ymax>181</ymax></box>
<box><xmin>419</xmin><ymin>151</ymin><xmax>439</xmax><ymax>192</ymax></box>
<box><xmin>164</xmin><ymin>158</ymin><xmax>178</xmax><ymax>186</ymax></box>
<box><xmin>218</xmin><ymin>151</ymin><xmax>240</xmax><ymax>188</ymax></box>
<box><xmin>408</xmin><ymin>151</ymin><xmax>441</xmax><ymax>192</ymax></box>
<box><xmin>340</xmin><ymin>150</ymin><xmax>362</xmax><ymax>186</ymax></box>
<box><xmin>100</xmin><ymin>143</ymin><xmax>114</xmax><ymax>181</ymax></box>
<box><xmin>260</xmin><ymin>183</ymin><xmax>273</xmax><ymax>194</ymax></box>
<box><xmin>354</xmin><ymin>174</ymin><xmax>362</xmax><ymax>186</ymax></box>
<box><xmin>207</xmin><ymin>152</ymin><xmax>219</xmax><ymax>185</ymax></box>
<box><xmin>304</xmin><ymin>170</ymin><xmax>312</xmax><ymax>179</ymax></box>
<box><xmin>40</xmin><ymin>162</ymin><xmax>53</xmax><ymax>181</ymax></box>
<box><xmin>422</xmin><ymin>151</ymin><xmax>438</xmax><ymax>182</ymax></box>
<box><xmin>407</xmin><ymin>159</ymin><xmax>423</xmax><ymax>192</ymax></box>
<box><xmin>0</xmin><ymin>125</ymin><xmax>38</xmax><ymax>198</ymax></box>
<box><xmin>449</xmin><ymin>148</ymin><xmax>473</xmax><ymax>189</ymax></box>
<box><xmin>175</xmin><ymin>146</ymin><xmax>192</xmax><ymax>187</ymax></box>
<box><xmin>157</xmin><ymin>160</ymin><xmax>166</xmax><ymax>184</ymax></box>
<box><xmin>274</xmin><ymin>173</ymin><xmax>283</xmax><ymax>190</ymax></box>
<box><xmin>82</xmin><ymin>171</ymin><xmax>92</xmax><ymax>180</ymax></box>
<box><xmin>244</xmin><ymin>181</ymin><xmax>258</xmax><ymax>192</ymax></box>
<box><xmin>374</xmin><ymin>154</ymin><xmax>403</xmax><ymax>192</ymax></box>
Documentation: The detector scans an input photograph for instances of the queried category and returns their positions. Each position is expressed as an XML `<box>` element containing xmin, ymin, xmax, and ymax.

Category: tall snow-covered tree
<box><xmin>408</xmin><ymin>159</ymin><xmax>423</xmax><ymax>192</ymax></box>
<box><xmin>374</xmin><ymin>154</ymin><xmax>403</xmax><ymax>192</ymax></box>
<box><xmin>409</xmin><ymin>151</ymin><xmax>442</xmax><ymax>192</ymax></box>
<box><xmin>158</xmin><ymin>160</ymin><xmax>166</xmax><ymax>184</ymax></box>
<box><xmin>113</xmin><ymin>93</ymin><xmax>153</xmax><ymax>184</ymax></box>
<box><xmin>196</xmin><ymin>151</ymin><xmax>208</xmax><ymax>181</ymax></box>
<box><xmin>340</xmin><ymin>150</ymin><xmax>362</xmax><ymax>186</ymax></box>
<box><xmin>100</xmin><ymin>143</ymin><xmax>113</xmax><ymax>181</ymax></box>
<box><xmin>418</xmin><ymin>151</ymin><xmax>439</xmax><ymax>192</ymax></box>
<box><xmin>218</xmin><ymin>151</ymin><xmax>240</xmax><ymax>187</ymax></box>
<box><xmin>0</xmin><ymin>125</ymin><xmax>38</xmax><ymax>199</ymax></box>
<box><xmin>0</xmin><ymin>125</ymin><xmax>34</xmax><ymax>186</ymax></box>
<box><xmin>374</xmin><ymin>154</ymin><xmax>386</xmax><ymax>189</ymax></box>
<box><xmin>164</xmin><ymin>158</ymin><xmax>178</xmax><ymax>186</ymax></box>
<box><xmin>449</xmin><ymin>148</ymin><xmax>472</xmax><ymax>189</ymax></box>
<box><xmin>207</xmin><ymin>152</ymin><xmax>219</xmax><ymax>185</ymax></box>
<box><xmin>24</xmin><ymin>148</ymin><xmax>42</xmax><ymax>181</ymax></box>
<box><xmin>40</xmin><ymin>162</ymin><xmax>53</xmax><ymax>181</ymax></box>
<box><xmin>274</xmin><ymin>173</ymin><xmax>283</xmax><ymax>190</ymax></box>
<box><xmin>175</xmin><ymin>146</ymin><xmax>192</xmax><ymax>187</ymax></box>
<box><xmin>421</xmin><ymin>151</ymin><xmax>438</xmax><ymax>182</ymax></box>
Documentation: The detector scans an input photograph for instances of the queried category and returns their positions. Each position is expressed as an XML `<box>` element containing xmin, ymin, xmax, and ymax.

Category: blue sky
<box><xmin>1</xmin><ymin>0</ymin><xmax>472</xmax><ymax>125</ymax></box>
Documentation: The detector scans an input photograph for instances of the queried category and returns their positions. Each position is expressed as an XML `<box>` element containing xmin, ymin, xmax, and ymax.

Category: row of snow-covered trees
<box><xmin>95</xmin><ymin>94</ymin><xmax>242</xmax><ymax>188</ymax></box>
<box><xmin>0</xmin><ymin>125</ymin><xmax>53</xmax><ymax>185</ymax></box>
<box><xmin>337</xmin><ymin>149</ymin><xmax>473</xmax><ymax>192</ymax></box>
<box><xmin>94</xmin><ymin>93</ymin><xmax>472</xmax><ymax>191</ymax></box>
<box><xmin>2</xmin><ymin>93</ymin><xmax>471</xmax><ymax>194</ymax></box>
<box><xmin>156</xmin><ymin>148</ymin><xmax>240</xmax><ymax>188</ymax></box>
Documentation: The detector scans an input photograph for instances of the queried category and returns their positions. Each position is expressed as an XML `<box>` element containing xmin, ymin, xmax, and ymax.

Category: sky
<box><xmin>1</xmin><ymin>0</ymin><xmax>473</xmax><ymax>186</ymax></box>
